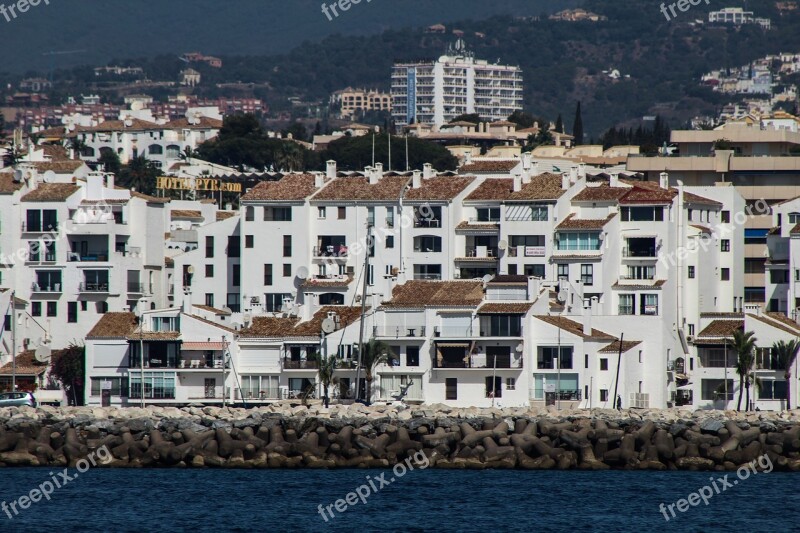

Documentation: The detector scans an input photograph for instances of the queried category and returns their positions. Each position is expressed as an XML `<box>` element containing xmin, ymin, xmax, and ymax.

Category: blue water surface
<box><xmin>0</xmin><ymin>468</ymin><xmax>797</xmax><ymax>532</ymax></box>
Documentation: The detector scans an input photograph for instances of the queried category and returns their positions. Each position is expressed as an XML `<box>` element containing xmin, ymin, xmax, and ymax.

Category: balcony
<box><xmin>312</xmin><ymin>246</ymin><xmax>349</xmax><ymax>260</ymax></box>
<box><xmin>434</xmin><ymin>326</ymin><xmax>475</xmax><ymax>338</ymax></box>
<box><xmin>22</xmin><ymin>222</ymin><xmax>58</xmax><ymax>234</ymax></box>
<box><xmin>282</xmin><ymin>358</ymin><xmax>319</xmax><ymax>370</ymax></box>
<box><xmin>68</xmin><ymin>251</ymin><xmax>110</xmax><ymax>262</ymax></box>
<box><xmin>374</xmin><ymin>325</ymin><xmax>427</xmax><ymax>338</ymax></box>
<box><xmin>127</xmin><ymin>283</ymin><xmax>145</xmax><ymax>294</ymax></box>
<box><xmin>434</xmin><ymin>353</ymin><xmax>522</xmax><ymax>369</ymax></box>
<box><xmin>235</xmin><ymin>389</ymin><xmax>282</xmax><ymax>401</ymax></box>
<box><xmin>31</xmin><ymin>282</ymin><xmax>62</xmax><ymax>293</ymax></box>
<box><xmin>622</xmin><ymin>248</ymin><xmax>657</xmax><ymax>260</ymax></box>
<box><xmin>458</xmin><ymin>247</ymin><xmax>499</xmax><ymax>261</ymax></box>
<box><xmin>79</xmin><ymin>282</ymin><xmax>110</xmax><ymax>293</ymax></box>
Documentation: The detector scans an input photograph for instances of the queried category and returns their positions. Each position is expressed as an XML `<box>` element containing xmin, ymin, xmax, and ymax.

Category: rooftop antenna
<box><xmin>405</xmin><ymin>134</ymin><xmax>409</xmax><ymax>172</ymax></box>
<box><xmin>387</xmin><ymin>130</ymin><xmax>392</xmax><ymax>172</ymax></box>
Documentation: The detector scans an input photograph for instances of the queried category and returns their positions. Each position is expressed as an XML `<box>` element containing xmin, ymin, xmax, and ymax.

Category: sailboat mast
<box><xmin>354</xmin><ymin>225</ymin><xmax>372</xmax><ymax>402</ymax></box>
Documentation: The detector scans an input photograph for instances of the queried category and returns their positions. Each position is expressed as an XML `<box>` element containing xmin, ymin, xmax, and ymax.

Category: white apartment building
<box><xmin>709</xmin><ymin>7</ymin><xmax>771</xmax><ymax>29</ymax></box>
<box><xmin>391</xmin><ymin>41</ymin><xmax>523</xmax><ymax>128</ymax></box>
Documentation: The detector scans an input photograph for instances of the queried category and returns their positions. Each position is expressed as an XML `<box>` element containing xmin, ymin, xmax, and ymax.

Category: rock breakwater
<box><xmin>2</xmin><ymin>403</ymin><xmax>800</xmax><ymax>470</ymax></box>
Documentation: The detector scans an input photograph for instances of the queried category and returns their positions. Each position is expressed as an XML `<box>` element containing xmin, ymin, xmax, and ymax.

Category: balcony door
<box><xmin>205</xmin><ymin>378</ymin><xmax>216</xmax><ymax>399</ymax></box>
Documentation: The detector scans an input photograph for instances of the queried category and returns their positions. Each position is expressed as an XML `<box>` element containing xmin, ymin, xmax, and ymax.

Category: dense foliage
<box><xmin>320</xmin><ymin>134</ymin><xmax>459</xmax><ymax>172</ymax></box>
<box><xmin>50</xmin><ymin>343</ymin><xmax>85</xmax><ymax>406</ymax></box>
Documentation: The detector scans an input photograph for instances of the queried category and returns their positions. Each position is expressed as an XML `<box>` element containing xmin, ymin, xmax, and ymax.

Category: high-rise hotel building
<box><xmin>391</xmin><ymin>41</ymin><xmax>523</xmax><ymax>128</ymax></box>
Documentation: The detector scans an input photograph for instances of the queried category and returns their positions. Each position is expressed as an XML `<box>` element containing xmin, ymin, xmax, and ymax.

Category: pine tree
<box><xmin>554</xmin><ymin>114</ymin><xmax>564</xmax><ymax>134</ymax></box>
<box><xmin>572</xmin><ymin>102</ymin><xmax>584</xmax><ymax>146</ymax></box>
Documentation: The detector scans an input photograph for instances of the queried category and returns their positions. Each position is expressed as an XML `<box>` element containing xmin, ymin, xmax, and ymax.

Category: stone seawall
<box><xmin>2</xmin><ymin>403</ymin><xmax>800</xmax><ymax>470</ymax></box>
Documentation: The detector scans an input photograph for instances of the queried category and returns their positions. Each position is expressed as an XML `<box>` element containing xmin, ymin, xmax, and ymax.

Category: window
<box><xmin>283</xmin><ymin>235</ymin><xmax>292</xmax><ymax>257</ymax></box>
<box><xmin>205</xmin><ymin>264</ymin><xmax>214</xmax><ymax>278</ymax></box>
<box><xmin>318</xmin><ymin>206</ymin><xmax>326</xmax><ymax>219</ymax></box>
<box><xmin>508</xmin><ymin>264</ymin><xmax>518</xmax><ymax>275</ymax></box>
<box><xmin>265</xmin><ymin>293</ymin><xmax>291</xmax><ymax>312</ymax></box>
<box><xmin>556</xmin><ymin>232</ymin><xmax>600</xmax><ymax>251</ymax></box>
<box><xmin>485</xmin><ymin>376</ymin><xmax>502</xmax><ymax>398</ymax></box>
<box><xmin>688</xmin><ymin>324</ymin><xmax>695</xmax><ymax>336</ymax></box>
<box><xmin>525</xmin><ymin>264</ymin><xmax>545</xmax><ymax>278</ymax></box>
<box><xmin>761</xmin><ymin>380</ymin><xmax>787</xmax><ymax>400</ymax></box>
<box><xmin>506</xmin><ymin>204</ymin><xmax>548</xmax><ymax>222</ymax></box>
<box><xmin>90</xmin><ymin>377</ymin><xmax>129</xmax><ymax>397</ymax></box>
<box><xmin>721</xmin><ymin>239</ymin><xmax>730</xmax><ymax>252</ymax></box>
<box><xmin>506</xmin><ymin>377</ymin><xmax>516</xmax><ymax>390</ymax></box>
<box><xmin>67</xmin><ymin>302</ymin><xmax>78</xmax><ymax>323</ymax></box>
<box><xmin>621</xmin><ymin>206</ymin><xmax>664</xmax><ymax>222</ymax></box>
<box><xmin>537</xmin><ymin>346</ymin><xmax>573</xmax><ymax>370</ymax></box>
<box><xmin>721</xmin><ymin>210</ymin><xmax>730</xmax><ymax>223</ymax></box>
<box><xmin>386</xmin><ymin>236</ymin><xmax>394</xmax><ymax>249</ymax></box>
<box><xmin>227</xmin><ymin>236</ymin><xmax>240</xmax><ymax>258</ymax></box>
<box><xmin>233</xmin><ymin>265</ymin><xmax>240</xmax><ymax>287</ymax></box>
<box><xmin>245</xmin><ymin>235</ymin><xmax>254</xmax><ymax>248</ymax></box>
<box><xmin>46</xmin><ymin>302</ymin><xmax>57</xmax><ymax>317</ymax></box>
<box><xmin>600</xmin><ymin>358</ymin><xmax>608</xmax><ymax>371</ymax></box>
<box><xmin>485</xmin><ymin>315</ymin><xmax>522</xmax><ymax>337</ymax></box>
<box><xmin>205</xmin><ymin>236</ymin><xmax>214</xmax><ymax>258</ymax></box>
<box><xmin>205</xmin><ymin>293</ymin><xmax>214</xmax><ymax>307</ymax></box>
<box><xmin>406</xmin><ymin>346</ymin><xmax>419</xmax><ymax>367</ymax></box>
<box><xmin>319</xmin><ymin>293</ymin><xmax>345</xmax><ymax>305</ymax></box>
<box><xmin>264</xmin><ymin>264</ymin><xmax>273</xmax><ymax>286</ymax></box>
<box><xmin>585</xmin><ymin>353</ymin><xmax>589</xmax><ymax>369</ymax></box>
<box><xmin>97</xmin><ymin>301</ymin><xmax>108</xmax><ymax>314</ymax></box>
<box><xmin>770</xmin><ymin>269</ymin><xmax>789</xmax><ymax>284</ymax></box>
<box><xmin>32</xmin><ymin>302</ymin><xmax>42</xmax><ymax>317</ymax></box>
<box><xmin>789</xmin><ymin>212</ymin><xmax>800</xmax><ymax>224</ymax></box>
<box><xmin>640</xmin><ymin>294</ymin><xmax>659</xmax><ymax>315</ymax></box>
<box><xmin>386</xmin><ymin>209</ymin><xmax>395</xmax><ymax>228</ymax></box>
<box><xmin>367</xmin><ymin>207</ymin><xmax>375</xmax><ymax>227</ymax></box>
<box><xmin>600</xmin><ymin>389</ymin><xmax>609</xmax><ymax>402</ymax></box>
<box><xmin>580</xmin><ymin>264</ymin><xmax>593</xmax><ymax>285</ymax></box>
<box><xmin>688</xmin><ymin>266</ymin><xmax>695</xmax><ymax>279</ymax></box>
<box><xmin>476</xmin><ymin>207</ymin><xmax>500</xmax><ymax>222</ymax></box>
<box><xmin>338</xmin><ymin>206</ymin><xmax>346</xmax><ymax>220</ymax></box>
<box><xmin>414</xmin><ymin>236</ymin><xmax>442</xmax><ymax>252</ymax></box>
<box><xmin>264</xmin><ymin>207</ymin><xmax>292</xmax><ymax>221</ymax></box>
<box><xmin>445</xmin><ymin>378</ymin><xmax>457</xmax><ymax>400</ymax></box>
<box><xmin>557</xmin><ymin>264</ymin><xmax>569</xmax><ymax>280</ymax></box>
<box><xmin>721</xmin><ymin>268</ymin><xmax>730</xmax><ymax>281</ymax></box>
<box><xmin>283</xmin><ymin>264</ymin><xmax>292</xmax><ymax>277</ymax></box>
<box><xmin>413</xmin><ymin>264</ymin><xmax>441</xmax><ymax>280</ymax></box>
<box><xmin>701</xmin><ymin>379</ymin><xmax>734</xmax><ymax>401</ymax></box>
<box><xmin>129</xmin><ymin>372</ymin><xmax>176</xmax><ymax>400</ymax></box>
<box><xmin>619</xmin><ymin>294</ymin><xmax>634</xmax><ymax>315</ymax></box>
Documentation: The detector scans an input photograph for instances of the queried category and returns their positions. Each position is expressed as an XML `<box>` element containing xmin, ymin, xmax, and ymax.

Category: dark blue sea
<box><xmin>0</xmin><ymin>468</ymin><xmax>797</xmax><ymax>532</ymax></box>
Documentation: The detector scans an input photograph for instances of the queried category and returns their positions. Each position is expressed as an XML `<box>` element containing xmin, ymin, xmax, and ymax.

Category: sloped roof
<box><xmin>695</xmin><ymin>319</ymin><xmax>744</xmax><ymax>341</ymax></box>
<box><xmin>508</xmin><ymin>173</ymin><xmax>566</xmax><ymax>201</ymax></box>
<box><xmin>460</xmin><ymin>160</ymin><xmax>519</xmax><ymax>173</ymax></box>
<box><xmin>572</xmin><ymin>185</ymin><xmax>630</xmax><ymax>202</ymax></box>
<box><xmin>534</xmin><ymin>315</ymin><xmax>615</xmax><ymax>340</ymax></box>
<box><xmin>193</xmin><ymin>304</ymin><xmax>231</xmax><ymax>316</ymax></box>
<box><xmin>30</xmin><ymin>161</ymin><xmax>84</xmax><ymax>174</ymax></box>
<box><xmin>216</xmin><ymin>211</ymin><xmax>236</xmax><ymax>221</ymax></box>
<box><xmin>598</xmin><ymin>340</ymin><xmax>642</xmax><ymax>353</ymax></box>
<box><xmin>556</xmin><ymin>213</ymin><xmax>616</xmax><ymax>230</ymax></box>
<box><xmin>171</xmin><ymin>210</ymin><xmax>203</xmax><ymax>219</ymax></box>
<box><xmin>381</xmin><ymin>281</ymin><xmax>484</xmax><ymax>309</ymax></box>
<box><xmin>86</xmin><ymin>312</ymin><xmax>138</xmax><ymax>339</ymax></box>
<box><xmin>164</xmin><ymin>117</ymin><xmax>223</xmax><ymax>129</ymax></box>
<box><xmin>477</xmin><ymin>302</ymin><xmax>533</xmax><ymax>314</ymax></box>
<box><xmin>312</xmin><ymin>176</ymin><xmax>410</xmax><ymax>202</ymax></box>
<box><xmin>0</xmin><ymin>174</ymin><xmax>24</xmax><ymax>195</ymax></box>
<box><xmin>241</xmin><ymin>174</ymin><xmax>318</xmax><ymax>202</ymax></box>
<box><xmin>403</xmin><ymin>176</ymin><xmax>475</xmax><ymax>202</ymax></box>
<box><xmin>21</xmin><ymin>183</ymin><xmax>80</xmax><ymax>202</ymax></box>
<box><xmin>465</xmin><ymin>178</ymin><xmax>514</xmax><ymax>201</ymax></box>
<box><xmin>239</xmin><ymin>306</ymin><xmax>364</xmax><ymax>338</ymax></box>
<box><xmin>0</xmin><ymin>351</ymin><xmax>46</xmax><ymax>376</ymax></box>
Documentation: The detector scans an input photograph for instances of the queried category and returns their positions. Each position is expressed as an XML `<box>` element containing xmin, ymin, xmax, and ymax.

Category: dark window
<box><xmin>97</xmin><ymin>301</ymin><xmax>108</xmax><ymax>314</ymax></box>
<box><xmin>445</xmin><ymin>378</ymin><xmax>457</xmax><ymax>400</ymax></box>
<box><xmin>205</xmin><ymin>264</ymin><xmax>214</xmax><ymax>277</ymax></box>
<box><xmin>232</xmin><ymin>265</ymin><xmax>240</xmax><ymax>287</ymax></box>
<box><xmin>557</xmin><ymin>264</ymin><xmax>568</xmax><ymax>280</ymax></box>
<box><xmin>26</xmin><ymin>210</ymin><xmax>41</xmax><ymax>232</ymax></box>
<box><xmin>205</xmin><ymin>236</ymin><xmax>214</xmax><ymax>258</ymax></box>
<box><xmin>485</xmin><ymin>376</ymin><xmax>502</xmax><ymax>398</ymax></box>
<box><xmin>205</xmin><ymin>293</ymin><xmax>214</xmax><ymax>307</ymax></box>
<box><xmin>283</xmin><ymin>264</ymin><xmax>292</xmax><ymax>277</ymax></box>
<box><xmin>525</xmin><ymin>264</ymin><xmax>545</xmax><ymax>278</ymax></box>
<box><xmin>81</xmin><ymin>301</ymin><xmax>88</xmax><ymax>311</ymax></box>
<box><xmin>414</xmin><ymin>236</ymin><xmax>442</xmax><ymax>252</ymax></box>
<box><xmin>721</xmin><ymin>239</ymin><xmax>730</xmax><ymax>252</ymax></box>
<box><xmin>508</xmin><ymin>264</ymin><xmax>518</xmax><ymax>275</ymax></box>
<box><xmin>32</xmin><ymin>302</ymin><xmax>42</xmax><ymax>317</ymax></box>
<box><xmin>721</xmin><ymin>211</ymin><xmax>730</xmax><ymax>223</ymax></box>
<box><xmin>621</xmin><ymin>206</ymin><xmax>664</xmax><ymax>222</ymax></box>
<box><xmin>283</xmin><ymin>235</ymin><xmax>292</xmax><ymax>257</ymax></box>
<box><xmin>3</xmin><ymin>316</ymin><xmax>9</xmax><ymax>331</ymax></box>
<box><xmin>245</xmin><ymin>207</ymin><xmax>254</xmax><ymax>221</ymax></box>
<box><xmin>386</xmin><ymin>236</ymin><xmax>394</xmax><ymax>249</ymax></box>
<box><xmin>264</xmin><ymin>207</ymin><xmax>292</xmax><ymax>221</ymax></box>
<box><xmin>406</xmin><ymin>347</ymin><xmax>419</xmax><ymax>367</ymax></box>
<box><xmin>688</xmin><ymin>266</ymin><xmax>695</xmax><ymax>279</ymax></box>
<box><xmin>338</xmin><ymin>207</ymin><xmax>346</xmax><ymax>220</ymax></box>
<box><xmin>245</xmin><ymin>235</ymin><xmax>254</xmax><ymax>248</ymax></box>
<box><xmin>538</xmin><ymin>347</ymin><xmax>574</xmax><ymax>370</ymax></box>
<box><xmin>581</xmin><ymin>264</ymin><xmax>593</xmax><ymax>285</ymax></box>
<box><xmin>721</xmin><ymin>268</ymin><xmax>730</xmax><ymax>281</ymax></box>
<box><xmin>67</xmin><ymin>302</ymin><xmax>78</xmax><ymax>323</ymax></box>
<box><xmin>319</xmin><ymin>293</ymin><xmax>345</xmax><ymax>305</ymax></box>
<box><xmin>264</xmin><ymin>264</ymin><xmax>273</xmax><ymax>286</ymax></box>
<box><xmin>227</xmin><ymin>236</ymin><xmax>240</xmax><ymax>258</ymax></box>
<box><xmin>600</xmin><ymin>389</ymin><xmax>608</xmax><ymax>402</ymax></box>
<box><xmin>600</xmin><ymin>358</ymin><xmax>608</xmax><ymax>371</ymax></box>
<box><xmin>47</xmin><ymin>302</ymin><xmax>57</xmax><ymax>317</ymax></box>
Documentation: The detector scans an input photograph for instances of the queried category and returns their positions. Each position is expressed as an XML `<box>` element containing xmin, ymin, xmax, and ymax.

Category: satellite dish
<box><xmin>321</xmin><ymin>318</ymin><xmax>336</xmax><ymax>335</ymax></box>
<box><xmin>498</xmin><ymin>240</ymin><xmax>508</xmax><ymax>251</ymax></box>
<box><xmin>482</xmin><ymin>274</ymin><xmax>493</xmax><ymax>285</ymax></box>
<box><xmin>222</xmin><ymin>306</ymin><xmax>233</xmax><ymax>315</ymax></box>
<box><xmin>43</xmin><ymin>170</ymin><xmax>56</xmax><ymax>183</ymax></box>
<box><xmin>187</xmin><ymin>265</ymin><xmax>195</xmax><ymax>274</ymax></box>
<box><xmin>515</xmin><ymin>343</ymin><xmax>524</xmax><ymax>353</ymax></box>
<box><xmin>12</xmin><ymin>169</ymin><xmax>23</xmax><ymax>183</ymax></box>
<box><xmin>296</xmin><ymin>266</ymin><xmax>309</xmax><ymax>280</ymax></box>
<box><xmin>34</xmin><ymin>344</ymin><xmax>52</xmax><ymax>363</ymax></box>
<box><xmin>124</xmin><ymin>118</ymin><xmax>133</xmax><ymax>128</ymax></box>
<box><xmin>557</xmin><ymin>290</ymin><xmax>569</xmax><ymax>304</ymax></box>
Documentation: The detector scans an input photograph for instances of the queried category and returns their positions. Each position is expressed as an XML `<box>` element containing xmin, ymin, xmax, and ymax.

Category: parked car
<box><xmin>0</xmin><ymin>392</ymin><xmax>37</xmax><ymax>408</ymax></box>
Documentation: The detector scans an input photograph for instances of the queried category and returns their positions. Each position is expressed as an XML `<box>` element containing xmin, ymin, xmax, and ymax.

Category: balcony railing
<box><xmin>414</xmin><ymin>218</ymin><xmax>441</xmax><ymax>228</ymax></box>
<box><xmin>68</xmin><ymin>252</ymin><xmax>109</xmax><ymax>262</ymax></box>
<box><xmin>464</xmin><ymin>247</ymin><xmax>499</xmax><ymax>259</ymax></box>
<box><xmin>282</xmin><ymin>358</ymin><xmax>319</xmax><ymax>370</ymax></box>
<box><xmin>373</xmin><ymin>326</ymin><xmax>427</xmax><ymax>338</ymax></box>
<box><xmin>127</xmin><ymin>283</ymin><xmax>145</xmax><ymax>293</ymax></box>
<box><xmin>434</xmin><ymin>326</ymin><xmax>474</xmax><ymax>337</ymax></box>
<box><xmin>622</xmin><ymin>248</ymin><xmax>657</xmax><ymax>258</ymax></box>
<box><xmin>313</xmin><ymin>246</ymin><xmax>349</xmax><ymax>258</ymax></box>
<box><xmin>235</xmin><ymin>389</ymin><xmax>282</xmax><ymax>401</ymax></box>
<box><xmin>31</xmin><ymin>283</ymin><xmax>61</xmax><ymax>293</ymax></box>
<box><xmin>435</xmin><ymin>354</ymin><xmax>522</xmax><ymax>369</ymax></box>
<box><xmin>22</xmin><ymin>222</ymin><xmax>58</xmax><ymax>233</ymax></box>
<box><xmin>79</xmin><ymin>282</ymin><xmax>110</xmax><ymax>292</ymax></box>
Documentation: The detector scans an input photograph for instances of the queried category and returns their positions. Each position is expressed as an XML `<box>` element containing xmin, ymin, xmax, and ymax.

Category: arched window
<box><xmin>148</xmin><ymin>144</ymin><xmax>164</xmax><ymax>155</ymax></box>
<box><xmin>166</xmin><ymin>145</ymin><xmax>181</xmax><ymax>159</ymax></box>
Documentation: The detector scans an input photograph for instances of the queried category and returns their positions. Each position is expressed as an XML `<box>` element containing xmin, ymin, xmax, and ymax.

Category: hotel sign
<box><xmin>157</xmin><ymin>177</ymin><xmax>242</xmax><ymax>193</ymax></box>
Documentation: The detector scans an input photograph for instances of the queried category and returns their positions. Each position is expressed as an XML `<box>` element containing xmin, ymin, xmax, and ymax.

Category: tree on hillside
<box><xmin>572</xmin><ymin>102</ymin><xmax>584</xmax><ymax>146</ymax></box>
<box><xmin>50</xmin><ymin>343</ymin><xmax>85</xmax><ymax>406</ymax></box>
<box><xmin>508</xmin><ymin>110</ymin><xmax>535</xmax><ymax>129</ymax></box>
<box><xmin>450</xmin><ymin>113</ymin><xmax>481</xmax><ymax>124</ymax></box>
<box><xmin>554</xmin><ymin>114</ymin><xmax>564</xmax><ymax>134</ymax></box>
<box><xmin>118</xmin><ymin>155</ymin><xmax>159</xmax><ymax>195</ymax></box>
<box><xmin>321</xmin><ymin>134</ymin><xmax>458</xmax><ymax>171</ymax></box>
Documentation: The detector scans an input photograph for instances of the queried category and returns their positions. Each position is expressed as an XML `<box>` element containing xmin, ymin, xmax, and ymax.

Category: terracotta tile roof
<box><xmin>239</xmin><ymin>306</ymin><xmax>364</xmax><ymax>338</ymax></box>
<box><xmin>193</xmin><ymin>304</ymin><xmax>231</xmax><ymax>316</ymax></box>
<box><xmin>508</xmin><ymin>173</ymin><xmax>566</xmax><ymax>201</ymax></box>
<box><xmin>464</xmin><ymin>178</ymin><xmax>514</xmax><ymax>201</ymax></box>
<box><xmin>404</xmin><ymin>176</ymin><xmax>475</xmax><ymax>202</ymax></box>
<box><xmin>791</xmin><ymin>223</ymin><xmax>800</xmax><ymax>235</ymax></box>
<box><xmin>381</xmin><ymin>281</ymin><xmax>484</xmax><ymax>309</ymax></box>
<box><xmin>21</xmin><ymin>183</ymin><xmax>80</xmax><ymax>202</ymax></box>
<box><xmin>556</xmin><ymin>213</ymin><xmax>616</xmax><ymax>230</ymax></box>
<box><xmin>749</xmin><ymin>312</ymin><xmax>800</xmax><ymax>336</ymax></box>
<box><xmin>619</xmin><ymin>186</ymin><xmax>675</xmax><ymax>205</ymax></box>
<box><xmin>171</xmin><ymin>210</ymin><xmax>203</xmax><ymax>219</ymax></box>
<box><xmin>241</xmin><ymin>174</ymin><xmax>318</xmax><ymax>202</ymax></box>
<box><xmin>488</xmin><ymin>275</ymin><xmax>528</xmax><ymax>284</ymax></box>
<box><xmin>216</xmin><ymin>211</ymin><xmax>236</xmax><ymax>221</ymax></box>
<box><xmin>598</xmin><ymin>340</ymin><xmax>642</xmax><ymax>353</ymax></box>
<box><xmin>84</xmin><ymin>118</ymin><xmax>160</xmax><ymax>132</ymax></box>
<box><xmin>459</xmin><ymin>160</ymin><xmax>519</xmax><ymax>173</ymax></box>
<box><xmin>30</xmin><ymin>161</ymin><xmax>84</xmax><ymax>174</ymax></box>
<box><xmin>0</xmin><ymin>174</ymin><xmax>24</xmax><ymax>195</ymax></box>
<box><xmin>0</xmin><ymin>351</ymin><xmax>46</xmax><ymax>376</ymax></box>
<box><xmin>682</xmin><ymin>191</ymin><xmax>722</xmax><ymax>207</ymax></box>
<box><xmin>572</xmin><ymin>185</ymin><xmax>630</xmax><ymax>202</ymax></box>
<box><xmin>164</xmin><ymin>117</ymin><xmax>223</xmax><ymax>129</ymax></box>
<box><xmin>534</xmin><ymin>315</ymin><xmax>615</xmax><ymax>340</ymax></box>
<box><xmin>612</xmin><ymin>280</ymin><xmax>666</xmax><ymax>290</ymax></box>
<box><xmin>696</xmin><ymin>320</ymin><xmax>744</xmax><ymax>340</ymax></box>
<box><xmin>690</xmin><ymin>224</ymin><xmax>712</xmax><ymax>234</ymax></box>
<box><xmin>128</xmin><ymin>332</ymin><xmax>182</xmax><ymax>341</ymax></box>
<box><xmin>700</xmin><ymin>312</ymin><xmax>744</xmax><ymax>318</ymax></box>
<box><xmin>37</xmin><ymin>145</ymin><xmax>69</xmax><ymax>160</ymax></box>
<box><xmin>131</xmin><ymin>191</ymin><xmax>170</xmax><ymax>204</ymax></box>
<box><xmin>456</xmin><ymin>221</ymin><xmax>500</xmax><ymax>231</ymax></box>
<box><xmin>300</xmin><ymin>276</ymin><xmax>354</xmax><ymax>288</ymax></box>
<box><xmin>477</xmin><ymin>302</ymin><xmax>533</xmax><ymax>314</ymax></box>
<box><xmin>312</xmin><ymin>176</ymin><xmax>410</xmax><ymax>202</ymax></box>
<box><xmin>80</xmin><ymin>199</ymin><xmax>129</xmax><ymax>206</ymax></box>
<box><xmin>86</xmin><ymin>312</ymin><xmax>138</xmax><ymax>339</ymax></box>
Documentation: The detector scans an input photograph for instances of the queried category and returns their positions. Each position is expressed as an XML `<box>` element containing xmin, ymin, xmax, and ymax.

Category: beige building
<box><xmin>331</xmin><ymin>87</ymin><xmax>391</xmax><ymax>119</ymax></box>
<box><xmin>627</xmin><ymin>121</ymin><xmax>800</xmax><ymax>306</ymax></box>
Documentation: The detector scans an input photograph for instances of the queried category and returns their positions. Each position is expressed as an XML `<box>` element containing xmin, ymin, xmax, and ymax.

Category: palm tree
<box><xmin>318</xmin><ymin>354</ymin><xmax>337</xmax><ymax>408</ymax></box>
<box><xmin>357</xmin><ymin>339</ymin><xmax>394</xmax><ymax>404</ymax></box>
<box><xmin>69</xmin><ymin>137</ymin><xmax>89</xmax><ymax>158</ymax></box>
<box><xmin>773</xmin><ymin>339</ymin><xmax>800</xmax><ymax>410</ymax></box>
<box><xmin>733</xmin><ymin>330</ymin><xmax>757</xmax><ymax>411</ymax></box>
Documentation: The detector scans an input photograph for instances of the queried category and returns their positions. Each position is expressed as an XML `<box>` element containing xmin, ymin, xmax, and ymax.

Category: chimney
<box><xmin>326</xmin><ymin>160</ymin><xmax>337</xmax><ymax>180</ymax></box>
<box><xmin>513</xmin><ymin>175</ymin><xmax>522</xmax><ymax>192</ymax></box>
<box><xmin>412</xmin><ymin>170</ymin><xmax>422</xmax><ymax>189</ymax></box>
<box><xmin>591</xmin><ymin>296</ymin><xmax>599</xmax><ymax>316</ymax></box>
<box><xmin>464</xmin><ymin>150</ymin><xmax>473</xmax><ymax>164</ymax></box>
<box><xmin>69</xmin><ymin>148</ymin><xmax>75</xmax><ymax>160</ymax></box>
<box><xmin>87</xmin><ymin>172</ymin><xmax>103</xmax><ymax>198</ymax></box>
<box><xmin>578</xmin><ymin>163</ymin><xmax>586</xmax><ymax>180</ymax></box>
<box><xmin>521</xmin><ymin>152</ymin><xmax>532</xmax><ymax>171</ymax></box>
<box><xmin>302</xmin><ymin>293</ymin><xmax>314</xmax><ymax>321</ymax></box>
<box><xmin>314</xmin><ymin>172</ymin><xmax>325</xmax><ymax>188</ymax></box>
<box><xmin>659</xmin><ymin>172</ymin><xmax>669</xmax><ymax>190</ymax></box>
<box><xmin>569</xmin><ymin>166</ymin><xmax>578</xmax><ymax>183</ymax></box>
<box><xmin>610</xmin><ymin>174</ymin><xmax>618</xmax><ymax>188</ymax></box>
<box><xmin>106</xmin><ymin>173</ymin><xmax>115</xmax><ymax>190</ymax></box>
<box><xmin>582</xmin><ymin>302</ymin><xmax>592</xmax><ymax>336</ymax></box>
<box><xmin>562</xmin><ymin>174</ymin><xmax>571</xmax><ymax>190</ymax></box>
<box><xmin>423</xmin><ymin>163</ymin><xmax>434</xmax><ymax>179</ymax></box>
<box><xmin>370</xmin><ymin>163</ymin><xmax>382</xmax><ymax>185</ymax></box>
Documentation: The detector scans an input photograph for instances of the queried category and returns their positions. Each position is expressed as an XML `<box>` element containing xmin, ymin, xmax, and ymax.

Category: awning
<box><xmin>435</xmin><ymin>342</ymin><xmax>470</xmax><ymax>348</ymax></box>
<box><xmin>181</xmin><ymin>342</ymin><xmax>225</xmax><ymax>351</ymax></box>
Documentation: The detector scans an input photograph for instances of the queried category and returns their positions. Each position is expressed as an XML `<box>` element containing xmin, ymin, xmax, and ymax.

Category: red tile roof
<box><xmin>21</xmin><ymin>183</ymin><xmax>80</xmax><ymax>202</ymax></box>
<box><xmin>477</xmin><ymin>302</ymin><xmax>533</xmax><ymax>314</ymax></box>
<box><xmin>572</xmin><ymin>185</ymin><xmax>630</xmax><ymax>202</ymax></box>
<box><xmin>312</xmin><ymin>176</ymin><xmax>410</xmax><ymax>202</ymax></box>
<box><xmin>239</xmin><ymin>306</ymin><xmax>364</xmax><ymax>338</ymax></box>
<box><xmin>241</xmin><ymin>174</ymin><xmax>318</xmax><ymax>202</ymax></box>
<box><xmin>534</xmin><ymin>315</ymin><xmax>615</xmax><ymax>340</ymax></box>
<box><xmin>508</xmin><ymin>173</ymin><xmax>566</xmax><ymax>201</ymax></box>
<box><xmin>381</xmin><ymin>281</ymin><xmax>485</xmax><ymax>308</ymax></box>
<box><xmin>598</xmin><ymin>340</ymin><xmax>642</xmax><ymax>353</ymax></box>
<box><xmin>459</xmin><ymin>160</ymin><xmax>519</xmax><ymax>173</ymax></box>
<box><xmin>404</xmin><ymin>176</ymin><xmax>475</xmax><ymax>202</ymax></box>
<box><xmin>695</xmin><ymin>320</ymin><xmax>744</xmax><ymax>340</ymax></box>
<box><xmin>0</xmin><ymin>173</ymin><xmax>24</xmax><ymax>195</ymax></box>
<box><xmin>556</xmin><ymin>213</ymin><xmax>616</xmax><ymax>230</ymax></box>
<box><xmin>465</xmin><ymin>178</ymin><xmax>514</xmax><ymax>201</ymax></box>
<box><xmin>0</xmin><ymin>351</ymin><xmax>47</xmax><ymax>376</ymax></box>
<box><xmin>86</xmin><ymin>312</ymin><xmax>138</xmax><ymax>339</ymax></box>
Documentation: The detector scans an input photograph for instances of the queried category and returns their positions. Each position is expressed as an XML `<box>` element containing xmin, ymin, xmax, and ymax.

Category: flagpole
<box><xmin>11</xmin><ymin>290</ymin><xmax>16</xmax><ymax>391</ymax></box>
